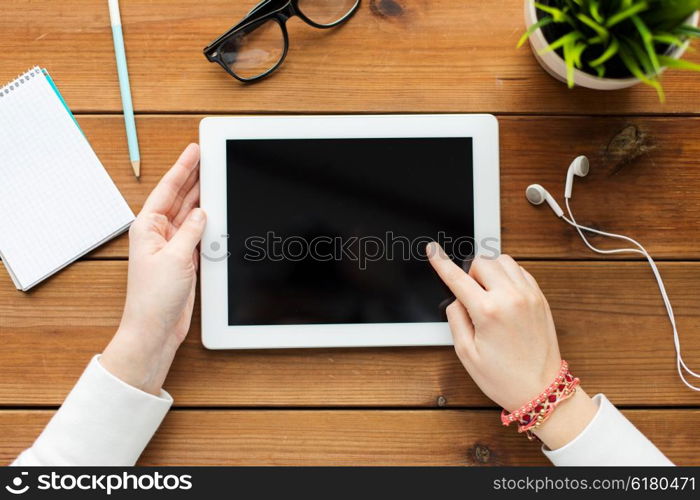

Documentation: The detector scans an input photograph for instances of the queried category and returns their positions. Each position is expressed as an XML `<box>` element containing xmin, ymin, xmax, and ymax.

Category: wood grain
<box><xmin>2</xmin><ymin>409</ymin><xmax>698</xmax><ymax>466</ymax></box>
<box><xmin>1</xmin><ymin>1</ymin><xmax>699</xmax><ymax>114</ymax></box>
<box><xmin>76</xmin><ymin>115</ymin><xmax>700</xmax><ymax>259</ymax></box>
<box><xmin>1</xmin><ymin>261</ymin><xmax>698</xmax><ymax>407</ymax></box>
<box><xmin>2</xmin><ymin>0</ymin><xmax>699</xmax><ymax>467</ymax></box>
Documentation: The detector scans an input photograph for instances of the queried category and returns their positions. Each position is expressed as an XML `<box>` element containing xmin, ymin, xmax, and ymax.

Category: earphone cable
<box><xmin>562</xmin><ymin>198</ymin><xmax>700</xmax><ymax>392</ymax></box>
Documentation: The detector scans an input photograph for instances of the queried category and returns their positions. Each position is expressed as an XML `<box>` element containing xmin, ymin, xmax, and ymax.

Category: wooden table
<box><xmin>1</xmin><ymin>0</ymin><xmax>700</xmax><ymax>466</ymax></box>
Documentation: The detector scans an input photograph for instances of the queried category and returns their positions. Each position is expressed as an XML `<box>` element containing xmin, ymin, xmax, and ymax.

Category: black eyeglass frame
<box><xmin>203</xmin><ymin>0</ymin><xmax>361</xmax><ymax>82</ymax></box>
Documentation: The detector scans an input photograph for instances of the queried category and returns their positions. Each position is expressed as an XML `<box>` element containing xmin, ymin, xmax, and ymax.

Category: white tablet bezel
<box><xmin>200</xmin><ymin>114</ymin><xmax>500</xmax><ymax>349</ymax></box>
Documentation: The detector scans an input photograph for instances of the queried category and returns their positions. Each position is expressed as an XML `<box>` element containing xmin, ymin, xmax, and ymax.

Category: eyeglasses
<box><xmin>204</xmin><ymin>0</ymin><xmax>361</xmax><ymax>82</ymax></box>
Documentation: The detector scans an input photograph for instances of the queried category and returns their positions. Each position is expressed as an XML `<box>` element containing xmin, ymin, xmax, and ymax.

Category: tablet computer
<box><xmin>200</xmin><ymin>114</ymin><xmax>500</xmax><ymax>349</ymax></box>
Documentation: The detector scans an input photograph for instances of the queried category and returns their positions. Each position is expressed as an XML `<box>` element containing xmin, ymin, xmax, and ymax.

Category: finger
<box><xmin>167</xmin><ymin>164</ymin><xmax>200</xmax><ymax>219</ymax></box>
<box><xmin>193</xmin><ymin>247</ymin><xmax>200</xmax><ymax>272</ymax></box>
<box><xmin>468</xmin><ymin>255</ymin><xmax>513</xmax><ymax>290</ymax></box>
<box><xmin>520</xmin><ymin>266</ymin><xmax>549</xmax><ymax>304</ymax></box>
<box><xmin>521</xmin><ymin>265</ymin><xmax>556</xmax><ymax>336</ymax></box>
<box><xmin>172</xmin><ymin>180</ymin><xmax>201</xmax><ymax>228</ymax></box>
<box><xmin>167</xmin><ymin>208</ymin><xmax>207</xmax><ymax>257</ymax></box>
<box><xmin>497</xmin><ymin>254</ymin><xmax>529</xmax><ymax>286</ymax></box>
<box><xmin>142</xmin><ymin>143</ymin><xmax>200</xmax><ymax>215</ymax></box>
<box><xmin>427</xmin><ymin>242</ymin><xmax>485</xmax><ymax>310</ymax></box>
<box><xmin>445</xmin><ymin>300</ymin><xmax>477</xmax><ymax>362</ymax></box>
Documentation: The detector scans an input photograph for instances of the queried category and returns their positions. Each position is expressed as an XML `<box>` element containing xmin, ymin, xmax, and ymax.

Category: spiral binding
<box><xmin>0</xmin><ymin>66</ymin><xmax>42</xmax><ymax>99</ymax></box>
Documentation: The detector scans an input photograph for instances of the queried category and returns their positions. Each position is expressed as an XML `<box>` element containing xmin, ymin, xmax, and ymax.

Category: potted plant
<box><xmin>519</xmin><ymin>0</ymin><xmax>700</xmax><ymax>100</ymax></box>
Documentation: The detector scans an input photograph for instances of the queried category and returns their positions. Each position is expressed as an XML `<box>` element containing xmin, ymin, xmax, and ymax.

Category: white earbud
<box><xmin>564</xmin><ymin>155</ymin><xmax>589</xmax><ymax>199</ymax></box>
<box><xmin>525</xmin><ymin>183</ymin><xmax>564</xmax><ymax>218</ymax></box>
<box><xmin>525</xmin><ymin>156</ymin><xmax>700</xmax><ymax>392</ymax></box>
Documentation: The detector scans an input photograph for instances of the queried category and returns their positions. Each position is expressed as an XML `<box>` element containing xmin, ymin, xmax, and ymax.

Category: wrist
<box><xmin>500</xmin><ymin>361</ymin><xmax>598</xmax><ymax>450</ymax></box>
<box><xmin>101</xmin><ymin>326</ymin><xmax>180</xmax><ymax>396</ymax></box>
<box><xmin>532</xmin><ymin>388</ymin><xmax>598</xmax><ymax>450</ymax></box>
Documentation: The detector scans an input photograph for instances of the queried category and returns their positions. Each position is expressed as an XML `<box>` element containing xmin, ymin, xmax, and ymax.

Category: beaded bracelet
<box><xmin>500</xmin><ymin>360</ymin><xmax>580</xmax><ymax>440</ymax></box>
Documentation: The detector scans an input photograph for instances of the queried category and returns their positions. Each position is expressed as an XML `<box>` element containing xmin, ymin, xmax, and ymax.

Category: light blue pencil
<box><xmin>108</xmin><ymin>0</ymin><xmax>141</xmax><ymax>178</ymax></box>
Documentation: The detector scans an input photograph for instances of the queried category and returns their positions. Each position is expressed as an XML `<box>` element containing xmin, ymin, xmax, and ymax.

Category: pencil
<box><xmin>108</xmin><ymin>0</ymin><xmax>141</xmax><ymax>179</ymax></box>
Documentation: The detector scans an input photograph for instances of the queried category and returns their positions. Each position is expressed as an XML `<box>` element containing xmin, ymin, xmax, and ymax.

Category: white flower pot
<box><xmin>524</xmin><ymin>0</ymin><xmax>700</xmax><ymax>90</ymax></box>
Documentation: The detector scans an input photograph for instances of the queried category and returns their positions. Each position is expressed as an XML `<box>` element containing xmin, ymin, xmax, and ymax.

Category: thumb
<box><xmin>168</xmin><ymin>208</ymin><xmax>206</xmax><ymax>257</ymax></box>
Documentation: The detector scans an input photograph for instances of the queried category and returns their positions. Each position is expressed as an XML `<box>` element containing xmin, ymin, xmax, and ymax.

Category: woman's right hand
<box><xmin>426</xmin><ymin>243</ymin><xmax>598</xmax><ymax>449</ymax></box>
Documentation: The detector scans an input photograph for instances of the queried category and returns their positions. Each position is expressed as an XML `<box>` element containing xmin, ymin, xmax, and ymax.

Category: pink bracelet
<box><xmin>500</xmin><ymin>360</ymin><xmax>580</xmax><ymax>440</ymax></box>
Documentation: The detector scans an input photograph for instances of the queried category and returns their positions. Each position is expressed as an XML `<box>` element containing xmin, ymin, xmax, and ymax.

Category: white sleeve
<box><xmin>11</xmin><ymin>355</ymin><xmax>172</xmax><ymax>466</ymax></box>
<box><xmin>542</xmin><ymin>394</ymin><xmax>673</xmax><ymax>466</ymax></box>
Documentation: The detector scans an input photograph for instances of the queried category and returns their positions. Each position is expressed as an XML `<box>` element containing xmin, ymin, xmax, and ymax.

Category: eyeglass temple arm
<box><xmin>248</xmin><ymin>0</ymin><xmax>273</xmax><ymax>17</ymax></box>
<box><xmin>203</xmin><ymin>0</ymin><xmax>280</xmax><ymax>59</ymax></box>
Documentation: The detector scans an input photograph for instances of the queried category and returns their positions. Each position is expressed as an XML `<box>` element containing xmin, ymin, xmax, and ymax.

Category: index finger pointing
<box><xmin>427</xmin><ymin>242</ymin><xmax>485</xmax><ymax>310</ymax></box>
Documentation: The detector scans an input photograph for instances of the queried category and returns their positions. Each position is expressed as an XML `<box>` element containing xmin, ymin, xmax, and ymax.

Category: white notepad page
<box><xmin>0</xmin><ymin>67</ymin><xmax>135</xmax><ymax>290</ymax></box>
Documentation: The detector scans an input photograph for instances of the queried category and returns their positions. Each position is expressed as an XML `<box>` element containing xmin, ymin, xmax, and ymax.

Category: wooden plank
<box><xmin>79</xmin><ymin>115</ymin><xmax>700</xmax><ymax>259</ymax></box>
<box><xmin>1</xmin><ymin>1</ymin><xmax>699</xmax><ymax>114</ymax></box>
<box><xmin>1</xmin><ymin>409</ymin><xmax>698</xmax><ymax>466</ymax></box>
<box><xmin>1</xmin><ymin>261</ymin><xmax>699</xmax><ymax>407</ymax></box>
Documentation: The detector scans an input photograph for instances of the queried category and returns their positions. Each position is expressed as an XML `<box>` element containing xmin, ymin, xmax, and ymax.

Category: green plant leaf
<box><xmin>619</xmin><ymin>42</ymin><xmax>666</xmax><ymax>102</ymax></box>
<box><xmin>517</xmin><ymin>16</ymin><xmax>554</xmax><ymax>48</ymax></box>
<box><xmin>590</xmin><ymin>1</ymin><xmax>605</xmax><ymax>24</ymax></box>
<box><xmin>659</xmin><ymin>54</ymin><xmax>700</xmax><ymax>71</ymax></box>
<box><xmin>631</xmin><ymin>15</ymin><xmax>661</xmax><ymax>74</ymax></box>
<box><xmin>538</xmin><ymin>31</ymin><xmax>583</xmax><ymax>55</ymax></box>
<box><xmin>674</xmin><ymin>24</ymin><xmax>700</xmax><ymax>37</ymax></box>
<box><xmin>642</xmin><ymin>0</ymin><xmax>700</xmax><ymax>29</ymax></box>
<box><xmin>627</xmin><ymin>35</ymin><xmax>657</xmax><ymax>75</ymax></box>
<box><xmin>652</xmin><ymin>32</ymin><xmax>685</xmax><ymax>47</ymax></box>
<box><xmin>563</xmin><ymin>39</ymin><xmax>577</xmax><ymax>87</ymax></box>
<box><xmin>589</xmin><ymin>37</ymin><xmax>620</xmax><ymax>66</ymax></box>
<box><xmin>577</xmin><ymin>13</ymin><xmax>609</xmax><ymax>40</ymax></box>
<box><xmin>534</xmin><ymin>2</ymin><xmax>571</xmax><ymax>22</ymax></box>
<box><xmin>606</xmin><ymin>2</ymin><xmax>650</xmax><ymax>28</ymax></box>
<box><xmin>573</xmin><ymin>41</ymin><xmax>587</xmax><ymax>67</ymax></box>
<box><xmin>518</xmin><ymin>0</ymin><xmax>700</xmax><ymax>95</ymax></box>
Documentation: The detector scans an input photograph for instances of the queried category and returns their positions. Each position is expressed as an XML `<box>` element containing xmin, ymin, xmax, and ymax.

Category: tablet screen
<box><xmin>226</xmin><ymin>138</ymin><xmax>474</xmax><ymax>326</ymax></box>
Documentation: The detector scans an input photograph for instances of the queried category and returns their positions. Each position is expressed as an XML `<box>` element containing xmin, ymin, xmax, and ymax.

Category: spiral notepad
<box><xmin>0</xmin><ymin>67</ymin><xmax>135</xmax><ymax>291</ymax></box>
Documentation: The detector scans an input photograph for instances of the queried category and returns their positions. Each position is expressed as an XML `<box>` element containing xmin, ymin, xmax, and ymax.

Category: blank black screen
<box><xmin>226</xmin><ymin>138</ymin><xmax>474</xmax><ymax>326</ymax></box>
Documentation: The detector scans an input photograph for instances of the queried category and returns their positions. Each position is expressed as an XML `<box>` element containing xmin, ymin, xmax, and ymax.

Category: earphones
<box><xmin>525</xmin><ymin>156</ymin><xmax>589</xmax><ymax>212</ymax></box>
<box><xmin>526</xmin><ymin>157</ymin><xmax>700</xmax><ymax>392</ymax></box>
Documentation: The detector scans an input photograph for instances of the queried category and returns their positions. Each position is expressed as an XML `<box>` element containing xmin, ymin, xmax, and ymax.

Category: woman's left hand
<box><xmin>101</xmin><ymin>143</ymin><xmax>206</xmax><ymax>395</ymax></box>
